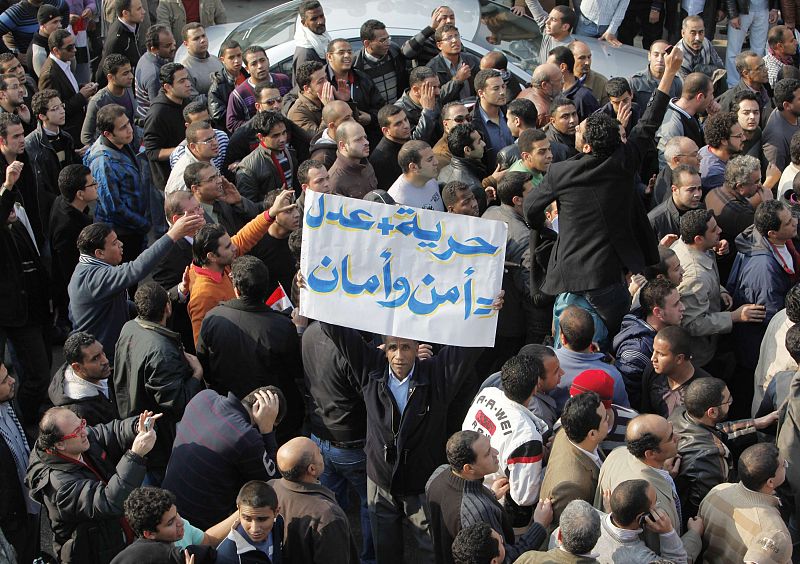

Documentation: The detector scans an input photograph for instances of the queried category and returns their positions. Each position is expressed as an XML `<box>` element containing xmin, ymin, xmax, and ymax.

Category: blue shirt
<box><xmin>216</xmin><ymin>524</ymin><xmax>274</xmax><ymax>564</ymax></box>
<box><xmin>388</xmin><ymin>366</ymin><xmax>414</xmax><ymax>413</ymax></box>
<box><xmin>477</xmin><ymin>104</ymin><xmax>514</xmax><ymax>153</ymax></box>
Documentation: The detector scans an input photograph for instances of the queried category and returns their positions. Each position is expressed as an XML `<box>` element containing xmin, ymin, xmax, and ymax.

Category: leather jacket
<box><xmin>438</xmin><ymin>156</ymin><xmax>488</xmax><ymax>212</ymax></box>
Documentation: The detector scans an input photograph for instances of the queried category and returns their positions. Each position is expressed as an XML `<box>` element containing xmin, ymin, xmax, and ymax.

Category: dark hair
<box><xmin>474</xmin><ymin>68</ymin><xmax>501</xmax><ymax>93</ymax></box>
<box><xmin>398</xmin><ymin>140</ymin><xmax>429</xmax><ymax>173</ymax></box>
<box><xmin>559</xmin><ymin>305</ymin><xmax>594</xmax><ymax>351</ymax></box>
<box><xmin>252</xmin><ymin>110</ymin><xmax>287</xmax><ymax>136</ymax></box>
<box><xmin>561</xmin><ymin>392</ymin><xmax>602</xmax><ymax>442</ymax></box>
<box><xmin>610</xmin><ymin>479</ymin><xmax>651</xmax><ymax>527</ymax></box>
<box><xmin>672</xmin><ymin>163</ymin><xmax>701</xmax><ymax>187</ymax></box>
<box><xmin>446</xmin><ymin>430</ymin><xmax>481</xmax><ymax>471</ymax></box>
<box><xmin>77</xmin><ymin>223</ymin><xmax>113</xmax><ymax>255</ymax></box>
<box><xmin>103</xmin><ymin>53</ymin><xmax>130</xmax><ymax>77</ymax></box>
<box><xmin>219</xmin><ymin>38</ymin><xmax>242</xmax><ymax>57</ymax></box>
<box><xmin>732</xmin><ymin>89</ymin><xmax>760</xmax><ymax>114</ymax></box>
<box><xmin>182</xmin><ymin>99</ymin><xmax>208</xmax><ymax>122</ymax></box>
<box><xmin>447</xmin><ymin>123</ymin><xmax>477</xmax><ymax>158</ymax></box>
<box><xmin>360</xmin><ymin>19</ymin><xmax>386</xmax><ymax>41</ymax></box>
<box><xmin>683</xmin><ymin>376</ymin><xmax>726</xmax><ymax>418</ymax></box>
<box><xmin>442</xmin><ymin>180</ymin><xmax>472</xmax><ymax>208</ymax></box>
<box><xmin>378</xmin><ymin>104</ymin><xmax>405</xmax><ymax>129</ymax></box>
<box><xmin>552</xmin><ymin>5</ymin><xmax>577</xmax><ymax>30</ymax></box>
<box><xmin>164</xmin><ymin>191</ymin><xmax>194</xmax><ymax>222</ymax></box>
<box><xmin>680</xmin><ymin>209</ymin><xmax>714</xmax><ymax>244</ymax></box>
<box><xmin>134</xmin><ymin>282</ymin><xmax>168</xmax><ymax>322</ymax></box>
<box><xmin>263</xmin><ymin>188</ymin><xmax>285</xmax><ymax>210</ymax></box>
<box><xmin>786</xmin><ymin>284</ymin><xmax>800</xmax><ymax>323</ymax></box>
<box><xmin>181</xmin><ymin>22</ymin><xmax>204</xmax><ymax>42</ymax></box>
<box><xmin>644</xmin><ymin>246</ymin><xmax>678</xmax><ymax>280</ymax></box>
<box><xmin>548</xmin><ymin>45</ymin><xmax>574</xmax><ymax>72</ymax></box>
<box><xmin>58</xmin><ymin>164</ymin><xmax>92</xmax><ymax>201</ymax></box>
<box><xmin>481</xmin><ymin>50</ymin><xmax>508</xmax><ymax>70</ymax></box>
<box><xmin>605</xmin><ymin>77</ymin><xmax>631</xmax><ymax>98</ymax></box>
<box><xmin>326</xmin><ymin>38</ymin><xmax>350</xmax><ymax>55</ymax></box>
<box><xmin>507</xmin><ymin>98</ymin><xmax>538</xmax><ymax>128</ymax></box>
<box><xmin>241</xmin><ymin>386</ymin><xmax>287</xmax><ymax>427</ymax></box>
<box><xmin>768</xmin><ymin>24</ymin><xmax>791</xmax><ymax>48</ymax></box>
<box><xmin>703</xmin><ymin>112</ymin><xmax>739</xmax><ymax>149</ymax></box>
<box><xmin>655</xmin><ymin>325</ymin><xmax>693</xmax><ymax>358</ymax></box>
<box><xmin>236</xmin><ymin>480</ymin><xmax>279</xmax><ymax>510</ymax></box>
<box><xmin>626</xmin><ymin>431</ymin><xmax>662</xmax><ymax>459</ymax></box>
<box><xmin>63</xmin><ymin>331</ymin><xmax>97</xmax><ymax>364</ymax></box>
<box><xmin>0</xmin><ymin>53</ymin><xmax>18</xmax><ymax>72</ymax></box>
<box><xmin>500</xmin><ymin>355</ymin><xmax>543</xmax><ymax>404</ymax></box>
<box><xmin>254</xmin><ymin>81</ymin><xmax>279</xmax><ymax>104</ymax></box>
<box><xmin>497</xmin><ymin>171</ymin><xmax>532</xmax><ymax>206</ymax></box>
<box><xmin>159</xmin><ymin>62</ymin><xmax>185</xmax><ymax>86</ymax></box>
<box><xmin>775</xmin><ymin>78</ymin><xmax>800</xmax><ymax>110</ymax></box>
<box><xmin>0</xmin><ymin>74</ymin><xmax>17</xmax><ymax>94</ymax></box>
<box><xmin>297</xmin><ymin>159</ymin><xmax>325</xmax><ymax>185</ymax></box>
<box><xmin>518</xmin><ymin>127</ymin><xmax>547</xmax><ymax>154</ymax></box>
<box><xmin>231</xmin><ymin>255</ymin><xmax>271</xmax><ymax>301</ymax></box>
<box><xmin>243</xmin><ymin>44</ymin><xmax>267</xmax><ymax>64</ymax></box>
<box><xmin>124</xmin><ymin>487</ymin><xmax>176</xmax><ymax>537</ymax></box>
<box><xmin>583</xmin><ymin>112</ymin><xmax>621</xmax><ymax>159</ymax></box>
<box><xmin>48</xmin><ymin>29</ymin><xmax>71</xmax><ymax>51</ymax></box>
<box><xmin>184</xmin><ymin>161</ymin><xmax>213</xmax><ymax>189</ymax></box>
<box><xmin>790</xmin><ymin>131</ymin><xmax>800</xmax><ymax>166</ymax></box>
<box><xmin>549</xmin><ymin>94</ymin><xmax>575</xmax><ymax>116</ymax></box>
<box><xmin>115</xmin><ymin>0</ymin><xmax>133</xmax><ymax>17</ymax></box>
<box><xmin>296</xmin><ymin>60</ymin><xmax>325</xmax><ymax>90</ymax></box>
<box><xmin>640</xmin><ymin>278</ymin><xmax>676</xmax><ymax>317</ymax></box>
<box><xmin>786</xmin><ymin>323</ymin><xmax>800</xmax><ymax>362</ymax></box>
<box><xmin>145</xmin><ymin>24</ymin><xmax>170</xmax><ymax>49</ymax></box>
<box><xmin>434</xmin><ymin>23</ymin><xmax>459</xmax><ymax>42</ymax></box>
<box><xmin>755</xmin><ymin>199</ymin><xmax>788</xmax><ymax>237</ymax></box>
<box><xmin>192</xmin><ymin>223</ymin><xmax>228</xmax><ymax>267</ymax></box>
<box><xmin>0</xmin><ymin>112</ymin><xmax>20</xmax><ymax>139</ymax></box>
<box><xmin>288</xmin><ymin>228</ymin><xmax>302</xmax><ymax>268</ymax></box>
<box><xmin>739</xmin><ymin>443</ymin><xmax>781</xmax><ymax>490</ymax></box>
<box><xmin>31</xmin><ymin>88</ymin><xmax>60</xmax><ymax>121</ymax></box>
<box><xmin>36</xmin><ymin>407</ymin><xmax>71</xmax><ymax>451</ymax></box>
<box><xmin>186</xmin><ymin>120</ymin><xmax>212</xmax><ymax>144</ymax></box>
<box><xmin>299</xmin><ymin>0</ymin><xmax>322</xmax><ymax>18</ymax></box>
<box><xmin>681</xmin><ymin>72</ymin><xmax>713</xmax><ymax>99</ymax></box>
<box><xmin>409</xmin><ymin>65</ymin><xmax>436</xmax><ymax>86</ymax></box>
<box><xmin>96</xmin><ymin>103</ymin><xmax>127</xmax><ymax>135</ymax></box>
<box><xmin>451</xmin><ymin>523</ymin><xmax>500</xmax><ymax>564</ymax></box>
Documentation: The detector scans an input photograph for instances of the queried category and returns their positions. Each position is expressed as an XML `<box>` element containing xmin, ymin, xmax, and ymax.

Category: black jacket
<box><xmin>195</xmin><ymin>298</ymin><xmax>305</xmax><ymax>437</ymax></box>
<box><xmin>148</xmin><ymin>236</ymin><xmax>195</xmax><ymax>352</ymax></box>
<box><xmin>0</xmin><ymin>405</ymin><xmax>30</xmax><ymax>553</ymax></box>
<box><xmin>302</xmin><ymin>321</ymin><xmax>368</xmax><ymax>443</ymax></box>
<box><xmin>236</xmin><ymin>145</ymin><xmax>298</xmax><ymax>205</ymax></box>
<box><xmin>369</xmin><ymin>137</ymin><xmax>404</xmax><ymax>190</ymax></box>
<box><xmin>353</xmin><ymin>43</ymin><xmax>410</xmax><ymax>103</ymax></box>
<box><xmin>428</xmin><ymin>52</ymin><xmax>481</xmax><ymax>105</ymax></box>
<box><xmin>48</xmin><ymin>364</ymin><xmax>120</xmax><ymax>426</ymax></box>
<box><xmin>523</xmin><ymin>89</ymin><xmax>668</xmax><ymax>295</ymax></box>
<box><xmin>394</xmin><ymin>90</ymin><xmax>441</xmax><ymax>143</ymax></box>
<box><xmin>325</xmin><ymin>65</ymin><xmax>385</xmax><ymax>136</ymax></box>
<box><xmin>26</xmin><ymin>417</ymin><xmax>144</xmax><ymax>564</ymax></box>
<box><xmin>438</xmin><ymin>156</ymin><xmax>488</xmax><ymax>213</ymax></box>
<box><xmin>647</xmin><ymin>195</ymin><xmax>701</xmax><ymax>240</ymax></box>
<box><xmin>113</xmin><ymin>318</ymin><xmax>204</xmax><ymax>471</ymax></box>
<box><xmin>224</xmin><ymin>116</ymin><xmax>311</xmax><ymax>174</ymax></box>
<box><xmin>38</xmin><ymin>57</ymin><xmax>88</xmax><ymax>141</ymax></box>
<box><xmin>309</xmin><ymin>132</ymin><xmax>337</xmax><ymax>169</ymax></box>
<box><xmin>100</xmin><ymin>20</ymin><xmax>143</xmax><ymax>77</ymax></box>
<box><xmin>320</xmin><ymin>322</ymin><xmax>482</xmax><ymax>495</ymax></box>
<box><xmin>208</xmin><ymin>69</ymin><xmax>240</xmax><ymax>132</ymax></box>
<box><xmin>143</xmin><ymin>91</ymin><xmax>188</xmax><ymax>191</ymax></box>
<box><xmin>724</xmin><ymin>0</ymin><xmax>778</xmax><ymax>17</ymax></box>
<box><xmin>49</xmin><ymin>195</ymin><xmax>92</xmax><ymax>294</ymax></box>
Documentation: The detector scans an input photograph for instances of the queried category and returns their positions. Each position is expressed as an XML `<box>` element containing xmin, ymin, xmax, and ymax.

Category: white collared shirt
<box><xmin>49</xmin><ymin>53</ymin><xmax>79</xmax><ymax>93</ymax></box>
<box><xmin>118</xmin><ymin>17</ymin><xmax>136</xmax><ymax>33</ymax></box>
<box><xmin>570</xmin><ymin>439</ymin><xmax>603</xmax><ymax>468</ymax></box>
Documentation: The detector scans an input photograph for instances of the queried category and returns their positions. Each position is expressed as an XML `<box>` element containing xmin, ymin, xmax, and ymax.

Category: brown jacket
<box><xmin>515</xmin><ymin>548</ymin><xmax>599</xmax><ymax>563</ymax></box>
<box><xmin>538</xmin><ymin>430</ymin><xmax>601</xmax><ymax>534</ymax></box>
<box><xmin>269</xmin><ymin>478</ymin><xmax>359</xmax><ymax>564</ymax></box>
<box><xmin>287</xmin><ymin>93</ymin><xmax>324</xmax><ymax>137</ymax></box>
<box><xmin>329</xmin><ymin>153</ymin><xmax>378</xmax><ymax>199</ymax></box>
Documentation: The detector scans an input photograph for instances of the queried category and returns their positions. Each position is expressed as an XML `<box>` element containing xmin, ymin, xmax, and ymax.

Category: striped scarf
<box><xmin>0</xmin><ymin>402</ymin><xmax>32</xmax><ymax>508</ymax></box>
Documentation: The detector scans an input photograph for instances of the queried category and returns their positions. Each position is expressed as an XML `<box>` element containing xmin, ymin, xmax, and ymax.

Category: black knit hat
<box><xmin>37</xmin><ymin>5</ymin><xmax>61</xmax><ymax>25</ymax></box>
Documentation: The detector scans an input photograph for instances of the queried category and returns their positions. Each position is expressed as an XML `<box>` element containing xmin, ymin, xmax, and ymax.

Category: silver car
<box><xmin>178</xmin><ymin>0</ymin><xmax>650</xmax><ymax>84</ymax></box>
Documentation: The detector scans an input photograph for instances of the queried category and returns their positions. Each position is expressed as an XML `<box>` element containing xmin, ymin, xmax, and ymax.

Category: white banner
<box><xmin>299</xmin><ymin>191</ymin><xmax>507</xmax><ymax>347</ymax></box>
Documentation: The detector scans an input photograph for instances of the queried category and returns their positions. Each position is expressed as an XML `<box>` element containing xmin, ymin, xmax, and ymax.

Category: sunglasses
<box><xmin>61</xmin><ymin>418</ymin><xmax>86</xmax><ymax>440</ymax></box>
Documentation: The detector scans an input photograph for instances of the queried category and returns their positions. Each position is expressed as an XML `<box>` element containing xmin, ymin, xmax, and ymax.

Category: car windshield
<box><xmin>475</xmin><ymin>0</ymin><xmax>542</xmax><ymax>74</ymax></box>
<box><xmin>227</xmin><ymin>0</ymin><xmax>300</xmax><ymax>50</ymax></box>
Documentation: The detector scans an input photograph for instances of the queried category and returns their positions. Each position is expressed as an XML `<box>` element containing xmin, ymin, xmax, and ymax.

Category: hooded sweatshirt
<box><xmin>612</xmin><ymin>312</ymin><xmax>656</xmax><ymax>408</ymax></box>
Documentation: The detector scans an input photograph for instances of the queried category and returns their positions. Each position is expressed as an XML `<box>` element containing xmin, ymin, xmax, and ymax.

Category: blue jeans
<box><xmin>311</xmin><ymin>434</ymin><xmax>375</xmax><ymax>564</ymax></box>
<box><xmin>725</xmin><ymin>10</ymin><xmax>769</xmax><ymax>86</ymax></box>
<box><xmin>575</xmin><ymin>15</ymin><xmax>609</xmax><ymax>38</ymax></box>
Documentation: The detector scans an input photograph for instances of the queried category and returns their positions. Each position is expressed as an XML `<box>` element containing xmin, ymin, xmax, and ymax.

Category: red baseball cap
<box><xmin>570</xmin><ymin>369</ymin><xmax>614</xmax><ymax>409</ymax></box>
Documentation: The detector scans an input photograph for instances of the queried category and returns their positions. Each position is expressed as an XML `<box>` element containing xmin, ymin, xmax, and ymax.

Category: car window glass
<box><xmin>228</xmin><ymin>0</ymin><xmax>299</xmax><ymax>51</ymax></box>
<box><xmin>475</xmin><ymin>0</ymin><xmax>542</xmax><ymax>73</ymax></box>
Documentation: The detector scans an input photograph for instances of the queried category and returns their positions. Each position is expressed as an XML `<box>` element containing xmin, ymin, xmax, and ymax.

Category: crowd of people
<box><xmin>3</xmin><ymin>0</ymin><xmax>800</xmax><ymax>562</ymax></box>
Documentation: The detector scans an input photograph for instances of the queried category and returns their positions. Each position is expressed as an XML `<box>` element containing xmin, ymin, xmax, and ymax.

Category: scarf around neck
<box><xmin>294</xmin><ymin>16</ymin><xmax>331</xmax><ymax>59</ymax></box>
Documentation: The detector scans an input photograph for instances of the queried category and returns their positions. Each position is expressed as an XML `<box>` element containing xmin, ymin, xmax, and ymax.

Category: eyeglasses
<box><xmin>83</xmin><ymin>181</ymin><xmax>98</xmax><ymax>190</ymax></box>
<box><xmin>61</xmin><ymin>419</ymin><xmax>87</xmax><ymax>441</ymax></box>
<box><xmin>729</xmin><ymin>133</ymin><xmax>745</xmax><ymax>139</ymax></box>
<box><xmin>715</xmin><ymin>397</ymin><xmax>733</xmax><ymax>408</ymax></box>
<box><xmin>61</xmin><ymin>43</ymin><xmax>77</xmax><ymax>51</ymax></box>
<box><xmin>200</xmin><ymin>172</ymin><xmax>221</xmax><ymax>183</ymax></box>
<box><xmin>374</xmin><ymin>36</ymin><xmax>392</xmax><ymax>44</ymax></box>
<box><xmin>440</xmin><ymin>34</ymin><xmax>461</xmax><ymax>42</ymax></box>
<box><xmin>195</xmin><ymin>136</ymin><xmax>217</xmax><ymax>145</ymax></box>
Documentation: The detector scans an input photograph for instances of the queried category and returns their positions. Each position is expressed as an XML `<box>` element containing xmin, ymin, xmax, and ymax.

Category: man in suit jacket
<box><xmin>594</xmin><ymin>414</ymin><xmax>704</xmax><ymax>560</ymax></box>
<box><xmin>524</xmin><ymin>45</ymin><xmax>684</xmax><ymax>337</ymax></box>
<box><xmin>38</xmin><ymin>29</ymin><xmax>96</xmax><ymax>141</ymax></box>
<box><xmin>539</xmin><ymin>392</ymin><xmax>609</xmax><ymax>533</ymax></box>
<box><xmin>99</xmin><ymin>0</ymin><xmax>146</xmax><ymax>83</ymax></box>
<box><xmin>148</xmin><ymin>190</ymin><xmax>206</xmax><ymax>353</ymax></box>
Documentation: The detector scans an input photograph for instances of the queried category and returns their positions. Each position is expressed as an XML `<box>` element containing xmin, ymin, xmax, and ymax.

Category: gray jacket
<box><xmin>592</xmin><ymin>512</ymin><xmax>689</xmax><ymax>564</ymax></box>
<box><xmin>81</xmin><ymin>87</ymin><xmax>140</xmax><ymax>146</ymax></box>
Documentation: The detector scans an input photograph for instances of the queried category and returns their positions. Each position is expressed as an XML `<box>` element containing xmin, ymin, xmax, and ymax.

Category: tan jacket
<box><xmin>156</xmin><ymin>0</ymin><xmax>226</xmax><ymax>46</ymax></box>
<box><xmin>539</xmin><ymin>429</ymin><xmax>601</xmax><ymax>535</ymax></box>
<box><xmin>593</xmin><ymin>446</ymin><xmax>703</xmax><ymax>562</ymax></box>
<box><xmin>672</xmin><ymin>239</ymin><xmax>733</xmax><ymax>367</ymax></box>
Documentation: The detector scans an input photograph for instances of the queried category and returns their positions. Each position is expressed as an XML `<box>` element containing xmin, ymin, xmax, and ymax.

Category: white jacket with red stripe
<box><xmin>462</xmin><ymin>386</ymin><xmax>548</xmax><ymax>507</ymax></box>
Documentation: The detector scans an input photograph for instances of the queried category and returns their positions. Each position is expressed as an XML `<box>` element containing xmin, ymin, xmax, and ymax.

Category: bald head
<box><xmin>480</xmin><ymin>51</ymin><xmax>507</xmax><ymax>71</ymax></box>
<box><xmin>532</xmin><ymin>63</ymin><xmax>561</xmax><ymax>87</ymax></box>
<box><xmin>626</xmin><ymin>414</ymin><xmax>669</xmax><ymax>443</ymax></box>
<box><xmin>625</xmin><ymin>414</ymin><xmax>676</xmax><ymax>464</ymax></box>
<box><xmin>276</xmin><ymin>437</ymin><xmax>322</xmax><ymax>482</ymax></box>
<box><xmin>322</xmin><ymin>100</ymin><xmax>353</xmax><ymax>129</ymax></box>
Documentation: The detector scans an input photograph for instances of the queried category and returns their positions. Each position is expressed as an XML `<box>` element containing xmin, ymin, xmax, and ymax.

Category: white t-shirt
<box><xmin>388</xmin><ymin>176</ymin><xmax>444</xmax><ymax>211</ymax></box>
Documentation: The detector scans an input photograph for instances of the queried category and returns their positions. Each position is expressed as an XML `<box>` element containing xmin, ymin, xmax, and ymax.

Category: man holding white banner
<box><xmin>298</xmin><ymin>191</ymin><xmax>505</xmax><ymax>563</ymax></box>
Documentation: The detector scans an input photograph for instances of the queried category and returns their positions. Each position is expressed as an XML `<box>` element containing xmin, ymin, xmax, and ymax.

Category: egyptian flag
<box><xmin>266</xmin><ymin>283</ymin><xmax>294</xmax><ymax>312</ymax></box>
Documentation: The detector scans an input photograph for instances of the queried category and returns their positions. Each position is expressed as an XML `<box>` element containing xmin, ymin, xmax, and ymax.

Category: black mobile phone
<box><xmin>639</xmin><ymin>510</ymin><xmax>656</xmax><ymax>528</ymax></box>
<box><xmin>664</xmin><ymin>44</ymin><xmax>674</xmax><ymax>54</ymax></box>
